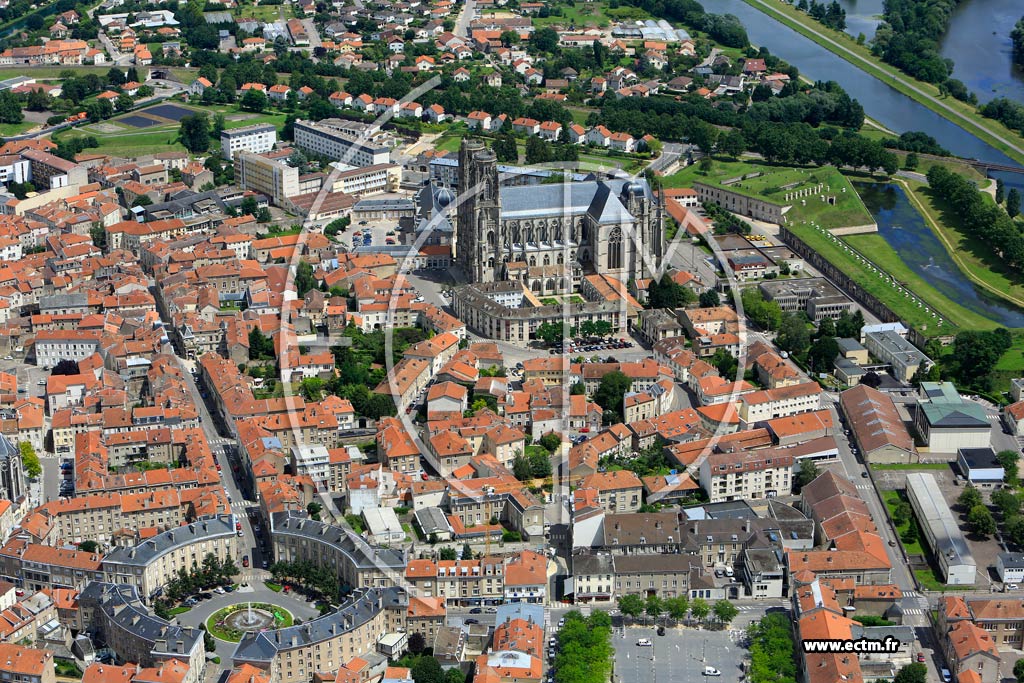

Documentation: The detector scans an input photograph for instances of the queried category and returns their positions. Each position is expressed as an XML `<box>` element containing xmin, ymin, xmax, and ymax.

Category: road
<box><xmin>174</xmin><ymin>583</ymin><xmax>322</xmax><ymax>663</ymax></box>
<box><xmin>453</xmin><ymin>0</ymin><xmax>477</xmax><ymax>39</ymax></box>
<box><xmin>171</xmin><ymin>354</ymin><xmax>272</xmax><ymax>574</ymax></box>
<box><xmin>742</xmin><ymin>0</ymin><xmax>1024</xmax><ymax>165</ymax></box>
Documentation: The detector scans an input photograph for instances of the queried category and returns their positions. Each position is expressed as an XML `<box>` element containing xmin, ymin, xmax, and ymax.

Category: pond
<box><xmin>853</xmin><ymin>182</ymin><xmax>1024</xmax><ymax>327</ymax></box>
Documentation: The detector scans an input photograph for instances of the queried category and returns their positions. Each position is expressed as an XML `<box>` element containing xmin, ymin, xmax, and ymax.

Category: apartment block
<box><xmin>220</xmin><ymin>124</ymin><xmax>277</xmax><ymax>160</ymax></box>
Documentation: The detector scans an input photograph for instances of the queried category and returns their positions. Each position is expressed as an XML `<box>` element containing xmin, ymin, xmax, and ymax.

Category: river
<box><xmin>712</xmin><ymin>0</ymin><xmax>1021</xmax><ymax>166</ymax></box>
<box><xmin>805</xmin><ymin>0</ymin><xmax>1024</xmax><ymax>106</ymax></box>
<box><xmin>940</xmin><ymin>0</ymin><xmax>1024</xmax><ymax>104</ymax></box>
<box><xmin>854</xmin><ymin>181</ymin><xmax>1024</xmax><ymax>326</ymax></box>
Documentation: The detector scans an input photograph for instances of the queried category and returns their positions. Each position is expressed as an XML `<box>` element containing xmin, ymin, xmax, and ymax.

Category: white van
<box><xmin>636</xmin><ymin>639</ymin><xmax>653</xmax><ymax>647</ymax></box>
<box><xmin>703</xmin><ymin>667</ymin><xmax>721</xmax><ymax>677</ymax></box>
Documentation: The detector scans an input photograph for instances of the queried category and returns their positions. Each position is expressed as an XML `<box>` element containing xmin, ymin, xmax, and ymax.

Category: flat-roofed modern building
<box><xmin>293</xmin><ymin>119</ymin><xmax>391</xmax><ymax>167</ymax></box>
<box><xmin>864</xmin><ymin>329</ymin><xmax>932</xmax><ymax>382</ymax></box>
<box><xmin>956</xmin><ymin>447</ymin><xmax>1004</xmax><ymax>488</ymax></box>
<box><xmin>758</xmin><ymin>277</ymin><xmax>856</xmax><ymax>322</ymax></box>
<box><xmin>221</xmin><ymin>123</ymin><xmax>277</xmax><ymax>160</ymax></box>
<box><xmin>905</xmin><ymin>472</ymin><xmax>976</xmax><ymax>585</ymax></box>
<box><xmin>913</xmin><ymin>382</ymin><xmax>991</xmax><ymax>453</ymax></box>
<box><xmin>102</xmin><ymin>514</ymin><xmax>238</xmax><ymax>602</ymax></box>
<box><xmin>234</xmin><ymin>152</ymin><xmax>299</xmax><ymax>206</ymax></box>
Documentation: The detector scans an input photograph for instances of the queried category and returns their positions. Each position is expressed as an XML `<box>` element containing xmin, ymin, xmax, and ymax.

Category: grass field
<box><xmin>435</xmin><ymin>133</ymin><xmax>464</xmax><ymax>153</ymax></box>
<box><xmin>0</xmin><ymin>121</ymin><xmax>36</xmax><ymax>136</ymax></box>
<box><xmin>904</xmin><ymin>179</ymin><xmax>1024</xmax><ymax>310</ymax></box>
<box><xmin>788</xmin><ymin>222</ymin><xmax>960</xmax><ymax>334</ymax></box>
<box><xmin>53</xmin><ymin>103</ymin><xmax>286</xmax><ymax>157</ymax></box>
<box><xmin>881</xmin><ymin>490</ymin><xmax>924</xmax><ymax>556</ymax></box>
<box><xmin>530</xmin><ymin>0</ymin><xmax>648</xmax><ymax>28</ymax></box>
<box><xmin>665</xmin><ymin>160</ymin><xmax>874</xmax><ymax>229</ymax></box>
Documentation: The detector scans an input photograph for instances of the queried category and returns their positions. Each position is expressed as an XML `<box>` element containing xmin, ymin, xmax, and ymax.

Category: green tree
<box><xmin>411</xmin><ymin>655</ymin><xmax>444</xmax><ymax>683</ymax></box>
<box><xmin>248</xmin><ymin>327</ymin><xmax>275</xmax><ymax>360</ymax></box>
<box><xmin>808</xmin><ymin>335</ymin><xmax>839</xmax><ymax>372</ymax></box>
<box><xmin>241</xmin><ymin>88</ymin><xmax>268</xmax><ymax>112</ymax></box>
<box><xmin>904</xmin><ymin>152</ymin><xmax>919</xmax><ymax>170</ymax></box>
<box><xmin>712</xmin><ymin>599</ymin><xmax>738</xmax><ymax>624</ymax></box>
<box><xmin>998</xmin><ymin>449</ymin><xmax>1020</xmax><ymax>485</ymax></box>
<box><xmin>444</xmin><ymin>669</ymin><xmax>465</xmax><ymax>683</ymax></box>
<box><xmin>538</xmin><ymin>432</ymin><xmax>562</xmax><ymax>453</ymax></box>
<box><xmin>741</xmin><ymin>288</ymin><xmax>782</xmax><ymax>330</ymax></box>
<box><xmin>997</xmin><ymin>177</ymin><xmax>1006</xmax><ymax>204</ymax></box>
<box><xmin>893</xmin><ymin>663</ymin><xmax>927</xmax><ymax>683</ymax></box>
<box><xmin>202</xmin><ymin>625</ymin><xmax>216</xmax><ymax>652</ymax></box>
<box><xmin>19</xmin><ymin>441</ymin><xmax>41</xmax><ymax>479</ymax></box>
<box><xmin>617</xmin><ymin>593</ymin><xmax>645</xmax><ymax>618</ymax></box>
<box><xmin>991</xmin><ymin>488</ymin><xmax>1020</xmax><ymax>517</ymax></box>
<box><xmin>958</xmin><ymin>485</ymin><xmax>983</xmax><ymax>511</ymax></box>
<box><xmin>78</xmin><ymin>540</ymin><xmax>100</xmax><ymax>552</ymax></box>
<box><xmin>645</xmin><ymin>595</ymin><xmax>664</xmax><ymax>620</ymax></box>
<box><xmin>438</xmin><ymin>547</ymin><xmax>457</xmax><ymax>561</ymax></box>
<box><xmin>776</xmin><ymin>313</ymin><xmax>811</xmax><ymax>355</ymax></box>
<box><xmin>648</xmin><ymin>274</ymin><xmax>696</xmax><ymax>309</ymax></box>
<box><xmin>794</xmin><ymin>459</ymin><xmax>819</xmax><ymax>492</ymax></box>
<box><xmin>711</xmin><ymin>348</ymin><xmax>738</xmax><ymax>378</ymax></box>
<box><xmin>525</xmin><ymin>135</ymin><xmax>550</xmax><ymax>164</ymax></box>
<box><xmin>664</xmin><ymin>595</ymin><xmax>689</xmax><ymax>620</ymax></box>
<box><xmin>294</xmin><ymin>260</ymin><xmax>316</xmax><ymax>297</ymax></box>
<box><xmin>718</xmin><ymin>129</ymin><xmax>746</xmax><ymax>159</ymax></box>
<box><xmin>306</xmin><ymin>501</ymin><xmax>322</xmax><ymax>520</ymax></box>
<box><xmin>115</xmin><ymin>93</ymin><xmax>134</xmax><ymax>112</ymax></box>
<box><xmin>689</xmin><ymin>597</ymin><xmax>709</xmax><ymax>622</ymax></box>
<box><xmin>1014</xmin><ymin>655</ymin><xmax>1024</xmax><ymax>683</ymax></box>
<box><xmin>530</xmin><ymin>26</ymin><xmax>559</xmax><ymax>52</ymax></box>
<box><xmin>967</xmin><ymin>504</ymin><xmax>996</xmax><ymax>537</ymax></box>
<box><xmin>536</xmin><ymin>321</ymin><xmax>571</xmax><ymax>346</ymax></box>
<box><xmin>698</xmin><ymin>289</ymin><xmax>720</xmax><ymax>307</ymax></box>
<box><xmin>593</xmin><ymin>370</ymin><xmax>631</xmax><ymax>423</ymax></box>
<box><xmin>178</xmin><ymin>114</ymin><xmax>211</xmax><ymax>153</ymax></box>
<box><xmin>1008</xmin><ymin>188</ymin><xmax>1021</xmax><ymax>218</ymax></box>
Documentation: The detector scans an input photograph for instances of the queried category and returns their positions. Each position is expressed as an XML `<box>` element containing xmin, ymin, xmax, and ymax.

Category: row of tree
<box><xmin>554</xmin><ymin>611</ymin><xmax>613</xmax><ymax>683</ymax></box>
<box><xmin>617</xmin><ymin>593</ymin><xmax>739</xmax><ymax>624</ymax></box>
<box><xmin>927</xmin><ymin>166</ymin><xmax>1024</xmax><ymax>277</ymax></box>
<box><xmin>268</xmin><ymin>559</ymin><xmax>342</xmax><ymax>603</ymax></box>
<box><xmin>164</xmin><ymin>553</ymin><xmax>239</xmax><ymax>602</ymax></box>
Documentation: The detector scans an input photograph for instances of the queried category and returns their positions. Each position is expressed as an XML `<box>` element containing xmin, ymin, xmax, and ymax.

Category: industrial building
<box><xmin>905</xmin><ymin>472</ymin><xmax>976</xmax><ymax>585</ymax></box>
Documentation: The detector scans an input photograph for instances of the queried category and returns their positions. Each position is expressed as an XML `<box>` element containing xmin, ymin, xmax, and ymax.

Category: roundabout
<box><xmin>206</xmin><ymin>603</ymin><xmax>294</xmax><ymax>642</ymax></box>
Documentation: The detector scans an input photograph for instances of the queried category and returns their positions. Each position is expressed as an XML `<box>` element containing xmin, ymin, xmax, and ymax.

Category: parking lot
<box><xmin>612</xmin><ymin>626</ymin><xmax>746</xmax><ymax>683</ymax></box>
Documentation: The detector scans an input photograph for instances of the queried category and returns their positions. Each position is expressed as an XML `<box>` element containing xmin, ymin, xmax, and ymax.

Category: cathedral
<box><xmin>451</xmin><ymin>138</ymin><xmax>664</xmax><ymax>295</ymax></box>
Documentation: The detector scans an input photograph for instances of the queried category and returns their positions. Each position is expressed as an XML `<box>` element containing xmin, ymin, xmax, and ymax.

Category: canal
<box><xmin>853</xmin><ymin>181</ymin><xmax>1024</xmax><ymax>327</ymax></box>
<box><xmin>940</xmin><ymin>0</ymin><xmax>1024</xmax><ymax>105</ymax></box>
<box><xmin>714</xmin><ymin>0</ymin><xmax>1021</xmax><ymax>167</ymax></box>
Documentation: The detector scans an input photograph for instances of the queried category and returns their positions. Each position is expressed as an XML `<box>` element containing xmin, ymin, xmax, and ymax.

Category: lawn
<box><xmin>531</xmin><ymin>0</ymin><xmax>647</xmax><ymax>28</ymax></box>
<box><xmin>667</xmin><ymin>160</ymin><xmax>874</xmax><ymax>229</ymax></box>
<box><xmin>905</xmin><ymin>179</ymin><xmax>1024</xmax><ymax>310</ymax></box>
<box><xmin>206</xmin><ymin>604</ymin><xmax>293</xmax><ymax>642</ymax></box>
<box><xmin>53</xmin><ymin>104</ymin><xmax>286</xmax><ymax>158</ymax></box>
<box><xmin>840</xmin><ymin>231</ymin><xmax>995</xmax><ymax>331</ymax></box>
<box><xmin>167</xmin><ymin>605</ymin><xmax>192</xmax><ymax>616</ymax></box>
<box><xmin>881</xmin><ymin>490</ymin><xmax>924</xmax><ymax>556</ymax></box>
<box><xmin>0</xmin><ymin>121</ymin><xmax>35</xmax><ymax>136</ymax></box>
<box><xmin>435</xmin><ymin>133</ymin><xmax>465</xmax><ymax>154</ymax></box>
<box><xmin>264</xmin><ymin>581</ymin><xmax>283</xmax><ymax>592</ymax></box>
<box><xmin>788</xmin><ymin>222</ymin><xmax>963</xmax><ymax>334</ymax></box>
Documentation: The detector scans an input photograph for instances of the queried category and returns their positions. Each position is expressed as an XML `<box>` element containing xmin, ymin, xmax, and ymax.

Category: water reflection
<box><xmin>853</xmin><ymin>182</ymin><xmax>1024</xmax><ymax>327</ymax></box>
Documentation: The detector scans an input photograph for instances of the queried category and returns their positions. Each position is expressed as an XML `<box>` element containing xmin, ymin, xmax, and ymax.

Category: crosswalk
<box><xmin>210</xmin><ymin>437</ymin><xmax>235</xmax><ymax>446</ymax></box>
<box><xmin>856</xmin><ymin>484</ymin><xmax>873</xmax><ymax>491</ymax></box>
<box><xmin>230</xmin><ymin>501</ymin><xmax>252</xmax><ymax>511</ymax></box>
